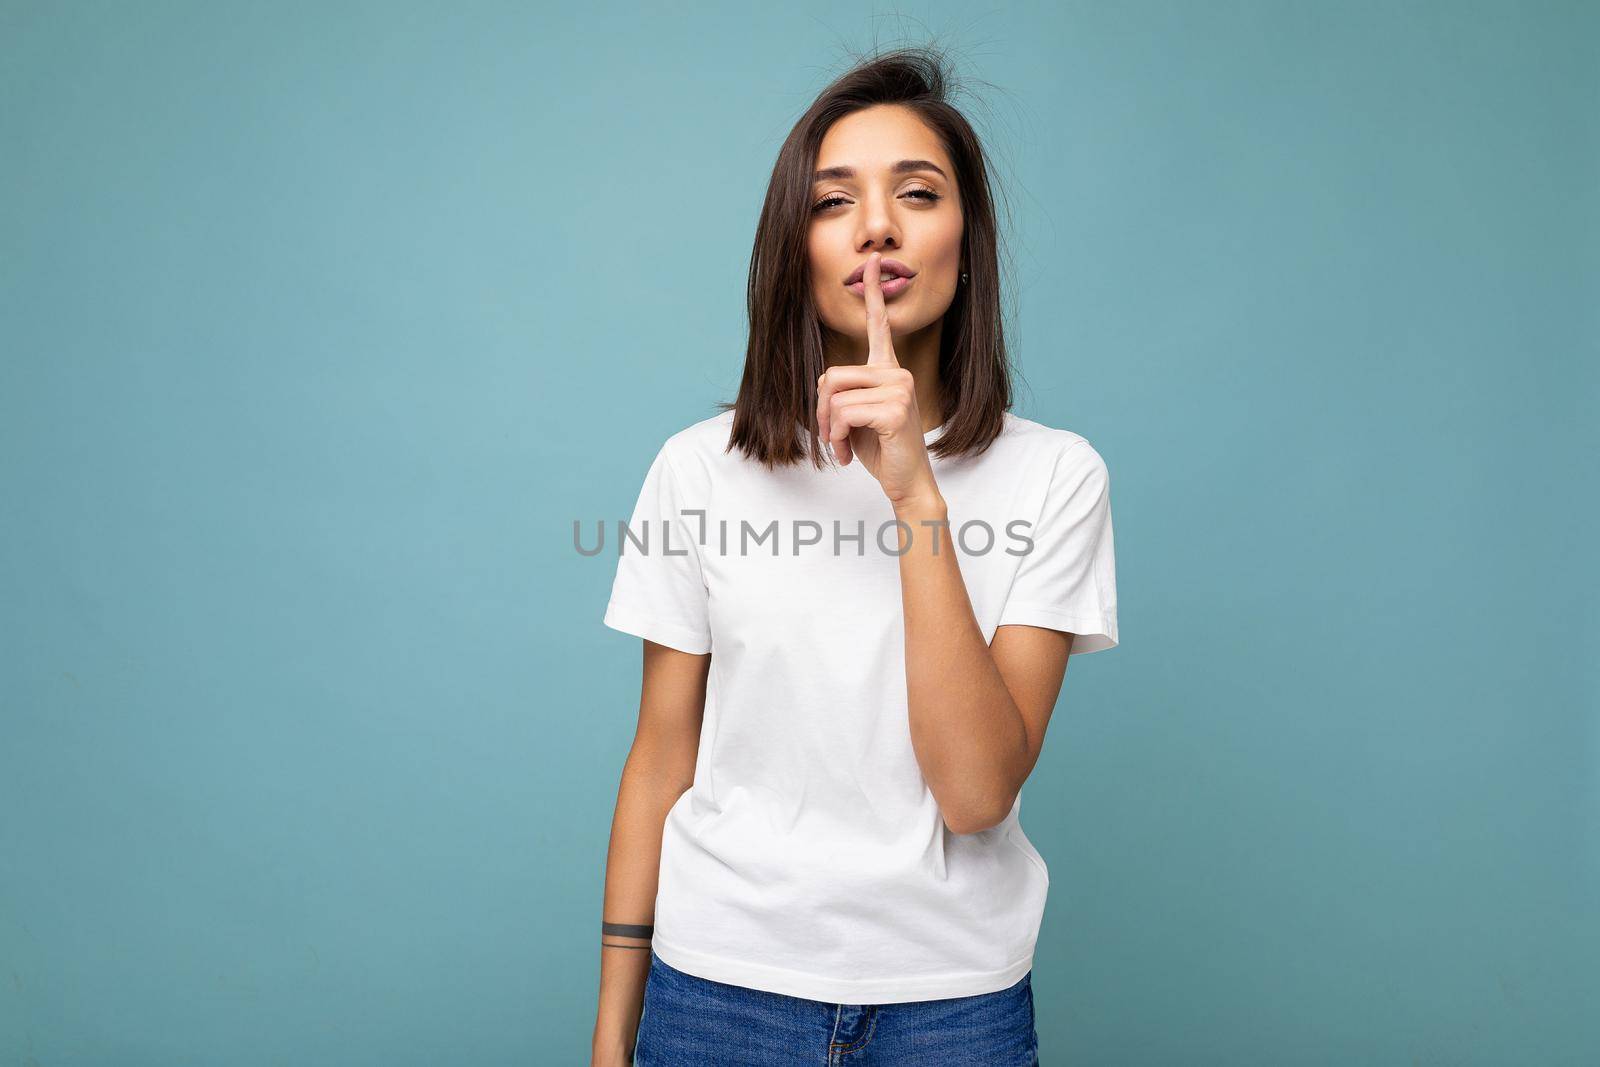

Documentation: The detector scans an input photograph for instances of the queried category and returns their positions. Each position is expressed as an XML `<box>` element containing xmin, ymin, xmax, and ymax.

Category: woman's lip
<box><xmin>847</xmin><ymin>275</ymin><xmax>914</xmax><ymax>297</ymax></box>
<box><xmin>844</xmin><ymin>258</ymin><xmax>917</xmax><ymax>285</ymax></box>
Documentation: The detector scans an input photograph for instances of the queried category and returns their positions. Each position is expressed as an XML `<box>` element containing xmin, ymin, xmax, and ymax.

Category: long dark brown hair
<box><xmin>717</xmin><ymin>45</ymin><xmax>1018</xmax><ymax>470</ymax></box>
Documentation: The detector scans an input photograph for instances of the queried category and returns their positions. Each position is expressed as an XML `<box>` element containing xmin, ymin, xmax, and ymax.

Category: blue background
<box><xmin>3</xmin><ymin>1</ymin><xmax>1595</xmax><ymax>1063</ymax></box>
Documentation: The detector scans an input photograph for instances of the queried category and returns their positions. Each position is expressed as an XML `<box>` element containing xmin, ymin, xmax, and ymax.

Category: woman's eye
<box><xmin>810</xmin><ymin>188</ymin><xmax>943</xmax><ymax>213</ymax></box>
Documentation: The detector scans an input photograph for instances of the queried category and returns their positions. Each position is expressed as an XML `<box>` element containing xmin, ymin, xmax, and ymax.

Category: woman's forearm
<box><xmin>592</xmin><ymin>752</ymin><xmax>691</xmax><ymax>1062</ymax></box>
<box><xmin>892</xmin><ymin>490</ymin><xmax>1030</xmax><ymax>835</ymax></box>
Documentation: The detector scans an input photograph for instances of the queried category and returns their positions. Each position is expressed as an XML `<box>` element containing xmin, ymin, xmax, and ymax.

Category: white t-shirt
<box><xmin>603</xmin><ymin>408</ymin><xmax>1119</xmax><ymax>1004</ymax></box>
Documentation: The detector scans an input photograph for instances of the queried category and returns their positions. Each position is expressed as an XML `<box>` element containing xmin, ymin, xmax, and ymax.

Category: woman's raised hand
<box><xmin>816</xmin><ymin>252</ymin><xmax>939</xmax><ymax>509</ymax></box>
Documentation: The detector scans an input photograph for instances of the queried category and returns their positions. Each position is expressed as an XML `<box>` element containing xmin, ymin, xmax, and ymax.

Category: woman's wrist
<box><xmin>592</xmin><ymin>1018</ymin><xmax>638</xmax><ymax>1062</ymax></box>
<box><xmin>891</xmin><ymin>485</ymin><xmax>947</xmax><ymax>521</ymax></box>
<box><xmin>592</xmin><ymin>1035</ymin><xmax>634</xmax><ymax>1060</ymax></box>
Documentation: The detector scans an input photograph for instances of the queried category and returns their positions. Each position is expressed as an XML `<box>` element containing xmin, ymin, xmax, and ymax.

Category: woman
<box><xmin>592</xmin><ymin>47</ymin><xmax>1119</xmax><ymax>1066</ymax></box>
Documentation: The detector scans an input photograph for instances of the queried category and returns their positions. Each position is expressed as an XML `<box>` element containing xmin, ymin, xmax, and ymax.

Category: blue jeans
<box><xmin>633</xmin><ymin>949</ymin><xmax>1039</xmax><ymax>1065</ymax></box>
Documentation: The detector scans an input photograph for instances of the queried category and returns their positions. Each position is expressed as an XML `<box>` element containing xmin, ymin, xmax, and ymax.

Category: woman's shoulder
<box><xmin>659</xmin><ymin>409</ymin><xmax>735</xmax><ymax>455</ymax></box>
<box><xmin>989</xmin><ymin>413</ymin><xmax>1112</xmax><ymax>502</ymax></box>
<box><xmin>997</xmin><ymin>411</ymin><xmax>1099</xmax><ymax>459</ymax></box>
<box><xmin>648</xmin><ymin>409</ymin><xmax>737</xmax><ymax>480</ymax></box>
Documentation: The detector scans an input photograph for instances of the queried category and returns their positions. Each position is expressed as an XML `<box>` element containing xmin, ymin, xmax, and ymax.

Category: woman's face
<box><xmin>807</xmin><ymin>105</ymin><xmax>964</xmax><ymax>348</ymax></box>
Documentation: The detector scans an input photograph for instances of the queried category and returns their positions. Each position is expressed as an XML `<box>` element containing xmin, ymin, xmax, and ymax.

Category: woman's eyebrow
<box><xmin>811</xmin><ymin>159</ymin><xmax>948</xmax><ymax>183</ymax></box>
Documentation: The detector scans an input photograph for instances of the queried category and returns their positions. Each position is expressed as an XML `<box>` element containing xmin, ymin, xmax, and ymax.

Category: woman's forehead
<box><xmin>815</xmin><ymin>108</ymin><xmax>950</xmax><ymax>170</ymax></box>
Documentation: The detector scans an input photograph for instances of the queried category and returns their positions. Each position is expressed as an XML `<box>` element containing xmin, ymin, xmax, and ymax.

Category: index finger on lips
<box><xmin>864</xmin><ymin>253</ymin><xmax>898</xmax><ymax>368</ymax></box>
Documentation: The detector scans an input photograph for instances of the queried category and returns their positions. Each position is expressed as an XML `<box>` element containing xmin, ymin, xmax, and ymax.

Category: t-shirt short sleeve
<box><xmin>996</xmin><ymin>439</ymin><xmax>1119</xmax><ymax>655</ymax></box>
<box><xmin>602</xmin><ymin>441</ymin><xmax>713</xmax><ymax>655</ymax></box>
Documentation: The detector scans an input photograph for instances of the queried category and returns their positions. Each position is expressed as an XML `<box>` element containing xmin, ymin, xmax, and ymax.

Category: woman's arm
<box><xmin>591</xmin><ymin>641</ymin><xmax>709</xmax><ymax>1066</ymax></box>
<box><xmin>891</xmin><ymin>490</ymin><xmax>1073</xmax><ymax>836</ymax></box>
<box><xmin>816</xmin><ymin>254</ymin><xmax>1077</xmax><ymax>837</ymax></box>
